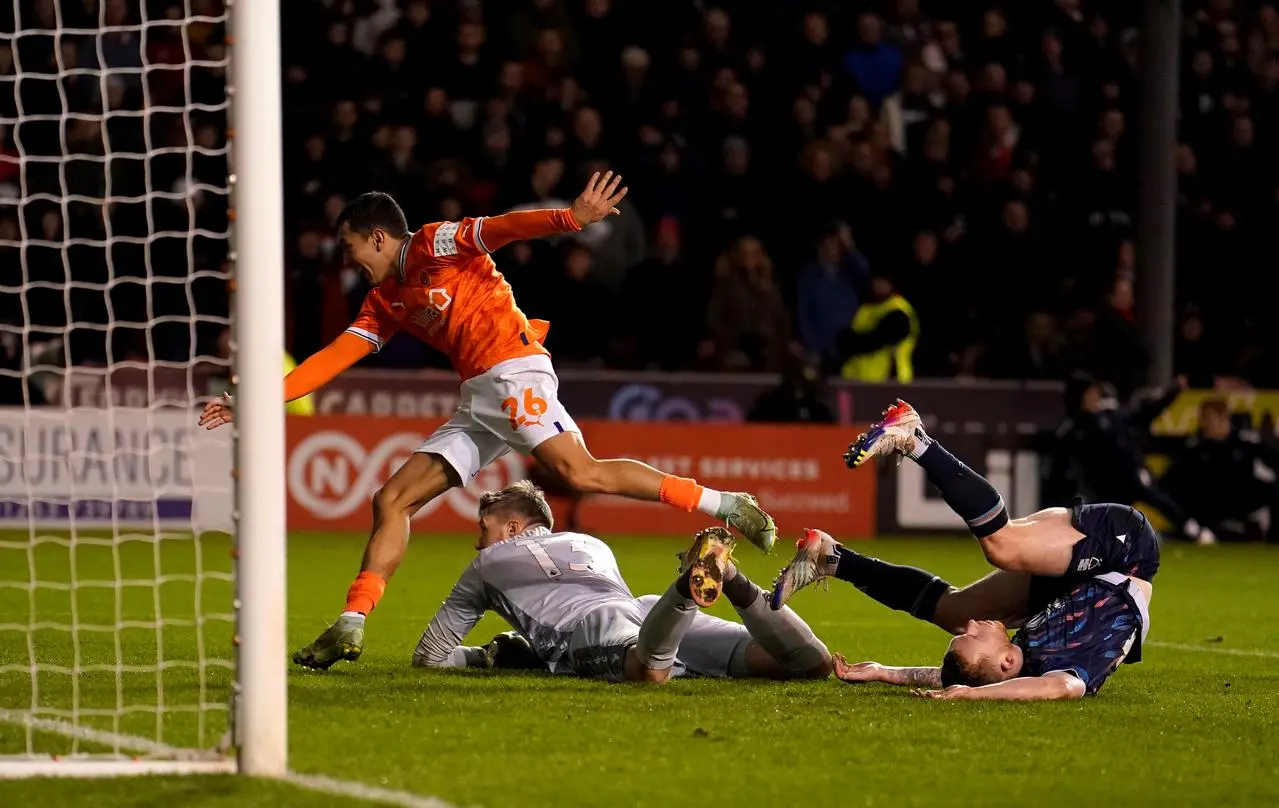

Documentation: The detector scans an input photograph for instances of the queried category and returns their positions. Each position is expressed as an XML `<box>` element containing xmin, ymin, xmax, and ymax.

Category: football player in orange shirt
<box><xmin>199</xmin><ymin>171</ymin><xmax>778</xmax><ymax>670</ymax></box>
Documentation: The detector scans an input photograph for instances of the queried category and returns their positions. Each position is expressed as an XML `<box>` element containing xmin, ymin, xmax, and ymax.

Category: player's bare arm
<box><xmin>832</xmin><ymin>654</ymin><xmax>942</xmax><ymax>688</ymax></box>
<box><xmin>912</xmin><ymin>672</ymin><xmax>1086</xmax><ymax>701</ymax></box>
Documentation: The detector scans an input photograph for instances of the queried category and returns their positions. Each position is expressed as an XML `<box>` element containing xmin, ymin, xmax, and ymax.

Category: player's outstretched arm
<box><xmin>912</xmin><ymin>672</ymin><xmax>1085</xmax><ymax>701</ymax></box>
<box><xmin>833</xmin><ymin>654</ymin><xmax>943</xmax><ymax>688</ymax></box>
<box><xmin>412</xmin><ymin>563</ymin><xmax>491</xmax><ymax>669</ymax></box>
<box><xmin>196</xmin><ymin>332</ymin><xmax>373</xmax><ymax>430</ymax></box>
<box><xmin>283</xmin><ymin>332</ymin><xmax>373</xmax><ymax>403</ymax></box>
<box><xmin>470</xmin><ymin>171</ymin><xmax>629</xmax><ymax>254</ymax></box>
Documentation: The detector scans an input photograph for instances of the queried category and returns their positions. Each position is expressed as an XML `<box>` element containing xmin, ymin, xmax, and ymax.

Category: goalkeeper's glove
<box><xmin>481</xmin><ymin>631</ymin><xmax>546</xmax><ymax>671</ymax></box>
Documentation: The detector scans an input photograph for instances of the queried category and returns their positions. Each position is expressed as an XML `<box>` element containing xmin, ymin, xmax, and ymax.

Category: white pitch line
<box><xmin>283</xmin><ymin>772</ymin><xmax>460</xmax><ymax>808</ymax></box>
<box><xmin>1147</xmin><ymin>641</ymin><xmax>1279</xmax><ymax>659</ymax></box>
<box><xmin>0</xmin><ymin>711</ymin><xmax>463</xmax><ymax>807</ymax></box>
<box><xmin>0</xmin><ymin>709</ymin><xmax>216</xmax><ymax>760</ymax></box>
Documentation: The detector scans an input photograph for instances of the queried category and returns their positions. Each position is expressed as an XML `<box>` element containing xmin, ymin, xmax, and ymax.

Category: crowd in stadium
<box><xmin>271</xmin><ymin>0</ymin><xmax>1279</xmax><ymax>390</ymax></box>
<box><xmin>3</xmin><ymin>0</ymin><xmax>1279</xmax><ymax>392</ymax></box>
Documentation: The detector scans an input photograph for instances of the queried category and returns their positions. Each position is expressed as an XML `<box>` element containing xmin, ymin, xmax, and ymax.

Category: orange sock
<box><xmin>659</xmin><ymin>474</ymin><xmax>704</xmax><ymax>512</ymax></box>
<box><xmin>344</xmin><ymin>571</ymin><xmax>387</xmax><ymax>616</ymax></box>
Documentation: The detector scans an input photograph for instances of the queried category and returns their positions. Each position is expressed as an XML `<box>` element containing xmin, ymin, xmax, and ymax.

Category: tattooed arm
<box><xmin>832</xmin><ymin>654</ymin><xmax>943</xmax><ymax>688</ymax></box>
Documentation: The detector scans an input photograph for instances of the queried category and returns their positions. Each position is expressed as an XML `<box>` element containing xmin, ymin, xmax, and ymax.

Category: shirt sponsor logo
<box><xmin>433</xmin><ymin>221</ymin><xmax>461</xmax><ymax>257</ymax></box>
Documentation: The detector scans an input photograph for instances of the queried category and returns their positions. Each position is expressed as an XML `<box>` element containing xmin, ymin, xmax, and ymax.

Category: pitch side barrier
<box><xmin>35</xmin><ymin>369</ymin><xmax>1279</xmax><ymax>534</ymax></box>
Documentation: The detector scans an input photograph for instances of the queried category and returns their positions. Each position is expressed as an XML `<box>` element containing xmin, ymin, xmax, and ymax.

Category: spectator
<box><xmin>544</xmin><ymin>244</ymin><xmax>613</xmax><ymax>367</ymax></box>
<box><xmin>0</xmin><ymin>325</ymin><xmax>43</xmax><ymax>406</ymax></box>
<box><xmin>617</xmin><ymin>218</ymin><xmax>701</xmax><ymax>371</ymax></box>
<box><xmin>843</xmin><ymin>13</ymin><xmax>905</xmax><ymax>107</ymax></box>
<box><xmin>1092</xmin><ymin>272</ymin><xmax>1147</xmax><ymax>398</ymax></box>
<box><xmin>796</xmin><ymin>221</ymin><xmax>869</xmax><ymax>368</ymax></box>
<box><xmin>838</xmin><ymin>274</ymin><xmax>918</xmax><ymax>383</ymax></box>
<box><xmin>1175</xmin><ymin>306</ymin><xmax>1218</xmax><ymax>388</ymax></box>
<box><xmin>995</xmin><ymin>311</ymin><xmax>1067</xmax><ymax>381</ymax></box>
<box><xmin>705</xmin><ymin>237</ymin><xmax>790</xmax><ymax>372</ymax></box>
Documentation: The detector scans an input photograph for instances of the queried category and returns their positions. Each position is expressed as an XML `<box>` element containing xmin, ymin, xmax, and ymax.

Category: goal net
<box><xmin>0</xmin><ymin>0</ymin><xmax>263</xmax><ymax>776</ymax></box>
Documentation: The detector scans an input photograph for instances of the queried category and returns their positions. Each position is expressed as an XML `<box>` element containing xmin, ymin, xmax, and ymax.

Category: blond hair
<box><xmin>477</xmin><ymin>480</ymin><xmax>554</xmax><ymax>531</ymax></box>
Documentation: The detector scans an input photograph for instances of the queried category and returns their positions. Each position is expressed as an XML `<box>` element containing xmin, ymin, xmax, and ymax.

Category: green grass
<box><xmin>3</xmin><ymin>531</ymin><xmax>1278</xmax><ymax>807</ymax></box>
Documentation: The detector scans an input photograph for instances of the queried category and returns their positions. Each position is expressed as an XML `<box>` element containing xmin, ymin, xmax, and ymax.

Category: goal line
<box><xmin>0</xmin><ymin>711</ymin><xmax>457</xmax><ymax>808</ymax></box>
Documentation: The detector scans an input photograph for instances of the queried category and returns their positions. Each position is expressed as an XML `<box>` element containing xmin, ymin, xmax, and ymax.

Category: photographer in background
<box><xmin>1162</xmin><ymin>399</ymin><xmax>1279</xmax><ymax>542</ymax></box>
<box><xmin>748</xmin><ymin>354</ymin><xmax>834</xmax><ymax>424</ymax></box>
<box><xmin>1052</xmin><ymin>373</ymin><xmax>1215</xmax><ymax>544</ymax></box>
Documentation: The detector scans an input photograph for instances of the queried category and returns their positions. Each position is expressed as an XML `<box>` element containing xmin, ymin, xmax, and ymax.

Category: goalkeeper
<box><xmin>411</xmin><ymin>481</ymin><xmax>831</xmax><ymax>683</ymax></box>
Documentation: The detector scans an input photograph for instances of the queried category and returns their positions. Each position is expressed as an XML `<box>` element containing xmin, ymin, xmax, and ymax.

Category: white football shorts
<box><xmin>416</xmin><ymin>354</ymin><xmax>580</xmax><ymax>483</ymax></box>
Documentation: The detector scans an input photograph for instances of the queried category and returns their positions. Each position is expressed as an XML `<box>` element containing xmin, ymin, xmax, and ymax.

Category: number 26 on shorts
<box><xmin>501</xmin><ymin>387</ymin><xmax>547</xmax><ymax>431</ymax></box>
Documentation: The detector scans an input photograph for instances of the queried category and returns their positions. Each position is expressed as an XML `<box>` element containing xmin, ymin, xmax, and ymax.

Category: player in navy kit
<box><xmin>771</xmin><ymin>400</ymin><xmax>1157</xmax><ymax>701</ymax></box>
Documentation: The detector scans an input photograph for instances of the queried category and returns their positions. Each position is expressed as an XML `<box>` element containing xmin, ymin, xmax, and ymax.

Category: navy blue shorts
<box><xmin>1028</xmin><ymin>502</ymin><xmax>1160</xmax><ymax>614</ymax></box>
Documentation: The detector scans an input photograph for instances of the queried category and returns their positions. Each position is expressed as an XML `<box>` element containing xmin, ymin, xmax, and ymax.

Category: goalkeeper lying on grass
<box><xmin>412</xmin><ymin>481</ymin><xmax>831</xmax><ymax>683</ymax></box>
<box><xmin>771</xmin><ymin>400</ymin><xmax>1157</xmax><ymax>701</ymax></box>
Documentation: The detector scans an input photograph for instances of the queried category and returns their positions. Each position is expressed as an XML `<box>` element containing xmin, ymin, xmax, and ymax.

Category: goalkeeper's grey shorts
<box><xmin>564</xmin><ymin>596</ymin><xmax>752</xmax><ymax>682</ymax></box>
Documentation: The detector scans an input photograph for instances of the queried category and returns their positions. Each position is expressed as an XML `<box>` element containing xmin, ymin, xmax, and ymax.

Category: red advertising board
<box><xmin>285</xmin><ymin>416</ymin><xmax>876</xmax><ymax>539</ymax></box>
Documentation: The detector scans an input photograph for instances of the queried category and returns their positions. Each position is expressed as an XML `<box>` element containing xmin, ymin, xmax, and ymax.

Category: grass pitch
<box><xmin>3</xmin><ymin>531</ymin><xmax>1278</xmax><ymax>807</ymax></box>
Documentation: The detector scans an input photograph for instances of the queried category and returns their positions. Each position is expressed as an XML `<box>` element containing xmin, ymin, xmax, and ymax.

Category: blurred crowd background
<box><xmin>6</xmin><ymin>0</ymin><xmax>1279</xmax><ymax>391</ymax></box>
<box><xmin>262</xmin><ymin>0</ymin><xmax>1279</xmax><ymax>392</ymax></box>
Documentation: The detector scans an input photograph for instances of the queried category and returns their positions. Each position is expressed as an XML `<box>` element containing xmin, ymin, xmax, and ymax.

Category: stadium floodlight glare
<box><xmin>0</xmin><ymin>0</ymin><xmax>285</xmax><ymax>779</ymax></box>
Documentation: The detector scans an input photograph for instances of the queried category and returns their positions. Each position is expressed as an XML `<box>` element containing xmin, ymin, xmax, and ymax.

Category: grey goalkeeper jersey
<box><xmin>413</xmin><ymin>526</ymin><xmax>633</xmax><ymax>671</ymax></box>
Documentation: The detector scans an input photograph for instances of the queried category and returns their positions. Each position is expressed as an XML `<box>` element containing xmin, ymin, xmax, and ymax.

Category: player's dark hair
<box><xmin>940</xmin><ymin>649</ymin><xmax>989</xmax><ymax>688</ymax></box>
<box><xmin>478</xmin><ymin>480</ymin><xmax>554</xmax><ymax>531</ymax></box>
<box><xmin>336</xmin><ymin>191</ymin><xmax>410</xmax><ymax>238</ymax></box>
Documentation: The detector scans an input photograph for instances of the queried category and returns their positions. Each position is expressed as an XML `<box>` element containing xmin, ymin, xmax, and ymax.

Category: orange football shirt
<box><xmin>345</xmin><ymin>210</ymin><xmax>580</xmax><ymax>380</ymax></box>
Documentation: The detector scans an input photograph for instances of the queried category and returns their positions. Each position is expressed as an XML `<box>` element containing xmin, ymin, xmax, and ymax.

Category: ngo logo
<box><xmin>288</xmin><ymin>430</ymin><xmax>525</xmax><ymax>521</ymax></box>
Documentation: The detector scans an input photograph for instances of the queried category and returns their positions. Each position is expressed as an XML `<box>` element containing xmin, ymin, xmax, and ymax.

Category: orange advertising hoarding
<box><xmin>285</xmin><ymin>416</ymin><xmax>876</xmax><ymax>539</ymax></box>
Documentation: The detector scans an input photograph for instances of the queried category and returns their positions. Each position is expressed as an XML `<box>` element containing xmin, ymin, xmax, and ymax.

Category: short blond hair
<box><xmin>478</xmin><ymin>480</ymin><xmax>554</xmax><ymax>531</ymax></box>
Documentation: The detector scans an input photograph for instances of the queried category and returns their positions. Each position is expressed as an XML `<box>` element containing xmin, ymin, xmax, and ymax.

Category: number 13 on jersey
<box><xmin>517</xmin><ymin>539</ymin><xmax>597</xmax><ymax>580</ymax></box>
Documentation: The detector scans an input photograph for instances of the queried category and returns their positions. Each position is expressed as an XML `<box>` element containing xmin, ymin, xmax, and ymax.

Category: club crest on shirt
<box><xmin>1027</xmin><ymin>597</ymin><xmax>1064</xmax><ymax>631</ymax></box>
<box><xmin>1076</xmin><ymin>556</ymin><xmax>1102</xmax><ymax>572</ymax></box>
<box><xmin>428</xmin><ymin>288</ymin><xmax>452</xmax><ymax>310</ymax></box>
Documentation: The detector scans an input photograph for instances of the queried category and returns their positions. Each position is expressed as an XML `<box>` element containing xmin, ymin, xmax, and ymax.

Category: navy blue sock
<box><xmin>913</xmin><ymin>440</ymin><xmax>1009</xmax><ymax>538</ymax></box>
<box><xmin>834</xmin><ymin>547</ymin><xmax>952</xmax><ymax>622</ymax></box>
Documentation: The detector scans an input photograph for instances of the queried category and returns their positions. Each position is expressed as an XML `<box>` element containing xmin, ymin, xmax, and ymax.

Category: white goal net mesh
<box><xmin>0</xmin><ymin>0</ymin><xmax>236</xmax><ymax>763</ymax></box>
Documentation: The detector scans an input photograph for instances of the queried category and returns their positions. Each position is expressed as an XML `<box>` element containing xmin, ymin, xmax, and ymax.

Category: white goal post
<box><xmin>0</xmin><ymin>0</ymin><xmax>285</xmax><ymax>779</ymax></box>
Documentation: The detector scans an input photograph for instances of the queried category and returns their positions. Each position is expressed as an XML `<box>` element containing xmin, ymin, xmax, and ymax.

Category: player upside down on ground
<box><xmin>198</xmin><ymin>172</ymin><xmax>776</xmax><ymax>670</ymax></box>
<box><xmin>771</xmin><ymin>400</ymin><xmax>1157</xmax><ymax>701</ymax></box>
<box><xmin>412</xmin><ymin>481</ymin><xmax>831</xmax><ymax>683</ymax></box>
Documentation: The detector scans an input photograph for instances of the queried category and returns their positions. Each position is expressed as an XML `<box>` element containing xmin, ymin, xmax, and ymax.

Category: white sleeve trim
<box><xmin>345</xmin><ymin>326</ymin><xmax>382</xmax><ymax>352</ymax></box>
<box><xmin>474</xmin><ymin>217</ymin><xmax>491</xmax><ymax>253</ymax></box>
